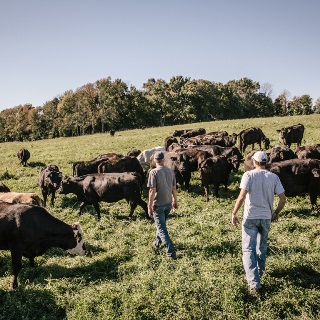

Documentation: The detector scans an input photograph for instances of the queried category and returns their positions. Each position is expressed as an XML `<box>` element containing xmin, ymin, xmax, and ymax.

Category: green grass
<box><xmin>0</xmin><ymin>114</ymin><xmax>319</xmax><ymax>319</ymax></box>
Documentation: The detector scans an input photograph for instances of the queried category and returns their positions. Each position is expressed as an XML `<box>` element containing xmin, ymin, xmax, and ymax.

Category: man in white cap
<box><xmin>231</xmin><ymin>151</ymin><xmax>286</xmax><ymax>296</ymax></box>
<box><xmin>147</xmin><ymin>151</ymin><xmax>178</xmax><ymax>259</ymax></box>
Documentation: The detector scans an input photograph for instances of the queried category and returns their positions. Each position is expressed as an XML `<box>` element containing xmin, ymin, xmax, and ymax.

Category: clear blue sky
<box><xmin>1</xmin><ymin>0</ymin><xmax>319</xmax><ymax>111</ymax></box>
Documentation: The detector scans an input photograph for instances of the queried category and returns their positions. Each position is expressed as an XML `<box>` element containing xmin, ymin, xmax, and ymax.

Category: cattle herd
<box><xmin>0</xmin><ymin>122</ymin><xmax>320</xmax><ymax>289</ymax></box>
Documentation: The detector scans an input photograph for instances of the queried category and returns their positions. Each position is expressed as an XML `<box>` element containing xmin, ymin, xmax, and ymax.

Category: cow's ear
<box><xmin>276</xmin><ymin>129</ymin><xmax>281</xmax><ymax>132</ymax></box>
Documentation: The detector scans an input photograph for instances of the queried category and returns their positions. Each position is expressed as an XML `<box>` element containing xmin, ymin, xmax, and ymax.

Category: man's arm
<box><xmin>271</xmin><ymin>192</ymin><xmax>286</xmax><ymax>222</ymax></box>
<box><xmin>231</xmin><ymin>188</ymin><xmax>247</xmax><ymax>226</ymax></box>
<box><xmin>148</xmin><ymin>188</ymin><xmax>156</xmax><ymax>219</ymax></box>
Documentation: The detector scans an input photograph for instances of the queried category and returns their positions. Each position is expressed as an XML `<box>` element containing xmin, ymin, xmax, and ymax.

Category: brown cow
<box><xmin>295</xmin><ymin>145</ymin><xmax>320</xmax><ymax>160</ymax></box>
<box><xmin>238</xmin><ymin>127</ymin><xmax>270</xmax><ymax>153</ymax></box>
<box><xmin>0</xmin><ymin>192</ymin><xmax>44</xmax><ymax>206</ymax></box>
<box><xmin>276</xmin><ymin>123</ymin><xmax>304</xmax><ymax>148</ymax></box>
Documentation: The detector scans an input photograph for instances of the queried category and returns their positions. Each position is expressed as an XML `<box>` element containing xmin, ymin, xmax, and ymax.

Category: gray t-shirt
<box><xmin>147</xmin><ymin>166</ymin><xmax>176</xmax><ymax>206</ymax></box>
<box><xmin>240</xmin><ymin>168</ymin><xmax>285</xmax><ymax>219</ymax></box>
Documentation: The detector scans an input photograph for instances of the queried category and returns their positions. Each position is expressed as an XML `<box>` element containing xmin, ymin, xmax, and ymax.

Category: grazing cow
<box><xmin>17</xmin><ymin>148</ymin><xmax>30</xmax><ymax>166</ymax></box>
<box><xmin>276</xmin><ymin>123</ymin><xmax>305</xmax><ymax>148</ymax></box>
<box><xmin>0</xmin><ymin>182</ymin><xmax>10</xmax><ymax>192</ymax></box>
<box><xmin>126</xmin><ymin>149</ymin><xmax>141</xmax><ymax>157</ymax></box>
<box><xmin>295</xmin><ymin>145</ymin><xmax>320</xmax><ymax>160</ymax></box>
<box><xmin>238</xmin><ymin>127</ymin><xmax>270</xmax><ymax>153</ymax></box>
<box><xmin>137</xmin><ymin>146</ymin><xmax>166</xmax><ymax>171</ymax></box>
<box><xmin>164</xmin><ymin>136</ymin><xmax>179</xmax><ymax>151</ymax></box>
<box><xmin>0</xmin><ymin>192</ymin><xmax>44</xmax><ymax>206</ymax></box>
<box><xmin>0</xmin><ymin>202</ymin><xmax>85</xmax><ymax>289</ymax></box>
<box><xmin>59</xmin><ymin>172</ymin><xmax>148</xmax><ymax>220</ymax></box>
<box><xmin>98</xmin><ymin>156</ymin><xmax>145</xmax><ymax>184</ymax></box>
<box><xmin>198</xmin><ymin>155</ymin><xmax>237</xmax><ymax>201</ymax></box>
<box><xmin>38</xmin><ymin>164</ymin><xmax>62</xmax><ymax>207</ymax></box>
<box><xmin>172</xmin><ymin>129</ymin><xmax>192</xmax><ymax>137</ymax></box>
<box><xmin>269</xmin><ymin>159</ymin><xmax>320</xmax><ymax>211</ymax></box>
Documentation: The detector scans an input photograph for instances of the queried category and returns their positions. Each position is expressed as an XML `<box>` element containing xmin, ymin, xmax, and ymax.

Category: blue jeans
<box><xmin>242</xmin><ymin>218</ymin><xmax>271</xmax><ymax>289</ymax></box>
<box><xmin>153</xmin><ymin>204</ymin><xmax>176</xmax><ymax>258</ymax></box>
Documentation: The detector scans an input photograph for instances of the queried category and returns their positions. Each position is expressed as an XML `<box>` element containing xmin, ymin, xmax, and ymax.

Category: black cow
<box><xmin>150</xmin><ymin>151</ymin><xmax>192</xmax><ymax>191</ymax></box>
<box><xmin>98</xmin><ymin>156</ymin><xmax>145</xmax><ymax>184</ymax></box>
<box><xmin>295</xmin><ymin>145</ymin><xmax>320</xmax><ymax>160</ymax></box>
<box><xmin>0</xmin><ymin>202</ymin><xmax>85</xmax><ymax>289</ymax></box>
<box><xmin>38</xmin><ymin>164</ymin><xmax>62</xmax><ymax>207</ymax></box>
<box><xmin>172</xmin><ymin>129</ymin><xmax>192</xmax><ymax>137</ymax></box>
<box><xmin>59</xmin><ymin>172</ymin><xmax>148</xmax><ymax>220</ymax></box>
<box><xmin>244</xmin><ymin>146</ymin><xmax>297</xmax><ymax>172</ymax></box>
<box><xmin>238</xmin><ymin>127</ymin><xmax>270</xmax><ymax>153</ymax></box>
<box><xmin>126</xmin><ymin>149</ymin><xmax>141</xmax><ymax>157</ymax></box>
<box><xmin>198</xmin><ymin>155</ymin><xmax>238</xmax><ymax>201</ymax></box>
<box><xmin>73</xmin><ymin>154</ymin><xmax>119</xmax><ymax>177</ymax></box>
<box><xmin>180</xmin><ymin>128</ymin><xmax>206</xmax><ymax>141</ymax></box>
<box><xmin>269</xmin><ymin>159</ymin><xmax>320</xmax><ymax>211</ymax></box>
<box><xmin>17</xmin><ymin>148</ymin><xmax>30</xmax><ymax>166</ymax></box>
<box><xmin>164</xmin><ymin>136</ymin><xmax>179</xmax><ymax>151</ymax></box>
<box><xmin>277</xmin><ymin>123</ymin><xmax>304</xmax><ymax>148</ymax></box>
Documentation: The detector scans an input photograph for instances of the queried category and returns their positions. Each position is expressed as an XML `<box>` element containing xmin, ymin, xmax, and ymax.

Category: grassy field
<box><xmin>0</xmin><ymin>114</ymin><xmax>319</xmax><ymax>319</ymax></box>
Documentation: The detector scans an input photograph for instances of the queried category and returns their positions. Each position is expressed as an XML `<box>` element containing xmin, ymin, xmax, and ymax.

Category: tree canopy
<box><xmin>0</xmin><ymin>76</ymin><xmax>317</xmax><ymax>142</ymax></box>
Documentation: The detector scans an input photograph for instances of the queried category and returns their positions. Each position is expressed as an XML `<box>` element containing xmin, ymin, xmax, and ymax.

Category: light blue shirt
<box><xmin>240</xmin><ymin>169</ymin><xmax>285</xmax><ymax>219</ymax></box>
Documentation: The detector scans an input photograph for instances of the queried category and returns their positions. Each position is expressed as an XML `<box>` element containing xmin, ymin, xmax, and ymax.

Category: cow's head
<box><xmin>58</xmin><ymin>176</ymin><xmax>73</xmax><ymax>194</ymax></box>
<box><xmin>45</xmin><ymin>167</ymin><xmax>63</xmax><ymax>190</ymax></box>
<box><xmin>228</xmin><ymin>155</ymin><xmax>241</xmax><ymax>172</ymax></box>
<box><xmin>263</xmin><ymin>137</ymin><xmax>270</xmax><ymax>150</ymax></box>
<box><xmin>67</xmin><ymin>222</ymin><xmax>86</xmax><ymax>256</ymax></box>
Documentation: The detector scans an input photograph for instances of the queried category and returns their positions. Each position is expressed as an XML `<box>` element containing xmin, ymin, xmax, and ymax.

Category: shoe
<box><xmin>167</xmin><ymin>255</ymin><xmax>177</xmax><ymax>260</ymax></box>
<box><xmin>249</xmin><ymin>288</ymin><xmax>261</xmax><ymax>298</ymax></box>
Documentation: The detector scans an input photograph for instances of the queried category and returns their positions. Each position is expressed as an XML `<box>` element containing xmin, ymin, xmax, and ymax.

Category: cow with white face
<box><xmin>0</xmin><ymin>202</ymin><xmax>86</xmax><ymax>289</ymax></box>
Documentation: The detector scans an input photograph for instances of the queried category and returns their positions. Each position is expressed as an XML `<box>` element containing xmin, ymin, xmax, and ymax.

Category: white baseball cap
<box><xmin>252</xmin><ymin>151</ymin><xmax>268</xmax><ymax>163</ymax></box>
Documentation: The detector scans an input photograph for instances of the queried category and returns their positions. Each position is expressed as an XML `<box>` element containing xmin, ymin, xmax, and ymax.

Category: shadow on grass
<box><xmin>176</xmin><ymin>240</ymin><xmax>239</xmax><ymax>258</ymax></box>
<box><xmin>270</xmin><ymin>264</ymin><xmax>320</xmax><ymax>289</ymax></box>
<box><xmin>27</xmin><ymin>161</ymin><xmax>46</xmax><ymax>168</ymax></box>
<box><xmin>20</xmin><ymin>252</ymin><xmax>132</xmax><ymax>288</ymax></box>
<box><xmin>0</xmin><ymin>288</ymin><xmax>66</xmax><ymax>319</ymax></box>
<box><xmin>281</xmin><ymin>207</ymin><xmax>316</xmax><ymax>219</ymax></box>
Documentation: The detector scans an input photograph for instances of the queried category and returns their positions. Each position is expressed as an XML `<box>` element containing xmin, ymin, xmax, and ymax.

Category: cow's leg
<box><xmin>42</xmin><ymin>191</ymin><xmax>47</xmax><ymax>207</ymax></box>
<box><xmin>204</xmin><ymin>185</ymin><xmax>209</xmax><ymax>202</ymax></box>
<box><xmin>9</xmin><ymin>245</ymin><xmax>23</xmax><ymax>290</ymax></box>
<box><xmin>214</xmin><ymin>184</ymin><xmax>220</xmax><ymax>198</ymax></box>
<box><xmin>310</xmin><ymin>193</ymin><xmax>318</xmax><ymax>213</ymax></box>
<box><xmin>134</xmin><ymin>199</ymin><xmax>149</xmax><ymax>219</ymax></box>
<box><xmin>51</xmin><ymin>191</ymin><xmax>56</xmax><ymax>207</ymax></box>
<box><xmin>92</xmin><ymin>202</ymin><xmax>101</xmax><ymax>220</ymax></box>
<box><xmin>29</xmin><ymin>257</ymin><xmax>35</xmax><ymax>267</ymax></box>
<box><xmin>79</xmin><ymin>202</ymin><xmax>87</xmax><ymax>215</ymax></box>
<box><xmin>129</xmin><ymin>202</ymin><xmax>138</xmax><ymax>217</ymax></box>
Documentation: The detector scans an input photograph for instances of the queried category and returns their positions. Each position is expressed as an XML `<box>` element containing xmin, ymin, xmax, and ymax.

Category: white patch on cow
<box><xmin>67</xmin><ymin>222</ymin><xmax>86</xmax><ymax>256</ymax></box>
<box><xmin>137</xmin><ymin>146</ymin><xmax>166</xmax><ymax>170</ymax></box>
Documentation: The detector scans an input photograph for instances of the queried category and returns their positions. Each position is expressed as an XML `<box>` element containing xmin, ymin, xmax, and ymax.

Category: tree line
<box><xmin>0</xmin><ymin>76</ymin><xmax>319</xmax><ymax>142</ymax></box>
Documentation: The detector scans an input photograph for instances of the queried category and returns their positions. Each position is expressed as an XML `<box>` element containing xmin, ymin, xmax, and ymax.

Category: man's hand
<box><xmin>172</xmin><ymin>201</ymin><xmax>178</xmax><ymax>212</ymax></box>
<box><xmin>271</xmin><ymin>211</ymin><xmax>279</xmax><ymax>222</ymax></box>
<box><xmin>232</xmin><ymin>213</ymin><xmax>240</xmax><ymax>226</ymax></box>
<box><xmin>148</xmin><ymin>207</ymin><xmax>154</xmax><ymax>219</ymax></box>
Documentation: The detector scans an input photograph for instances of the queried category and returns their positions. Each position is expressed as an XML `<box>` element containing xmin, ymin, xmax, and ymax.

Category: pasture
<box><xmin>0</xmin><ymin>114</ymin><xmax>319</xmax><ymax>319</ymax></box>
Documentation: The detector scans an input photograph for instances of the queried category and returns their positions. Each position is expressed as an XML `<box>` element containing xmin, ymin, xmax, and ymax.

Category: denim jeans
<box><xmin>242</xmin><ymin>218</ymin><xmax>271</xmax><ymax>289</ymax></box>
<box><xmin>153</xmin><ymin>204</ymin><xmax>176</xmax><ymax>258</ymax></box>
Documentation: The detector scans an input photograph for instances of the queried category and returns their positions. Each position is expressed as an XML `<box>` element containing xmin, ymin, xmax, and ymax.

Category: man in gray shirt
<box><xmin>147</xmin><ymin>151</ymin><xmax>178</xmax><ymax>259</ymax></box>
<box><xmin>231</xmin><ymin>151</ymin><xmax>286</xmax><ymax>296</ymax></box>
